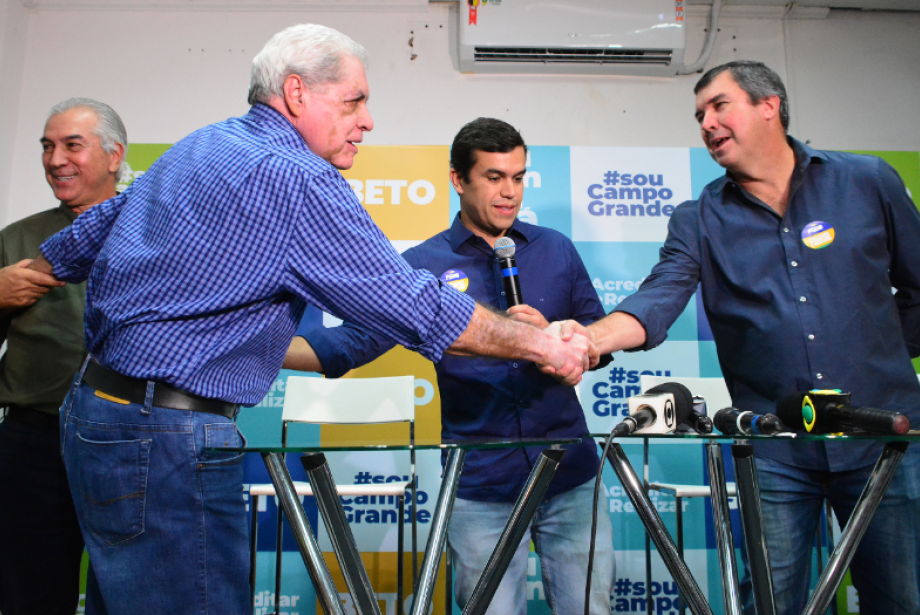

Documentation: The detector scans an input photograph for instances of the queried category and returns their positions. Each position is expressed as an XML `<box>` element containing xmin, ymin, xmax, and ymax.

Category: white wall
<box><xmin>2</xmin><ymin>2</ymin><xmax>919</xmax><ymax>226</ymax></box>
<box><xmin>0</xmin><ymin>0</ymin><xmax>30</xmax><ymax>226</ymax></box>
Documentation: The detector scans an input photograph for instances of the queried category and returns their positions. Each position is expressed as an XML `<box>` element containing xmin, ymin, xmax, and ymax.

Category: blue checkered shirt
<box><xmin>40</xmin><ymin>104</ymin><xmax>475</xmax><ymax>404</ymax></box>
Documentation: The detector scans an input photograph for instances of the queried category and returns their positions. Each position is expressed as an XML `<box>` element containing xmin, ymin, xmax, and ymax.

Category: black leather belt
<box><xmin>82</xmin><ymin>359</ymin><xmax>238</xmax><ymax>419</ymax></box>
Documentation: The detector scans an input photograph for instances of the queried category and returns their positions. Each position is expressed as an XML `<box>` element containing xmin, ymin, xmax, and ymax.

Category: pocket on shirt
<box><xmin>75</xmin><ymin>432</ymin><xmax>151</xmax><ymax>546</ymax></box>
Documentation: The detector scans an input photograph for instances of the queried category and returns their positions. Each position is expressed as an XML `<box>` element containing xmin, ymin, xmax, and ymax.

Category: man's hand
<box><xmin>538</xmin><ymin>322</ymin><xmax>598</xmax><ymax>385</ymax></box>
<box><xmin>0</xmin><ymin>259</ymin><xmax>66</xmax><ymax>309</ymax></box>
<box><xmin>546</xmin><ymin>312</ymin><xmax>646</xmax><ymax>357</ymax></box>
<box><xmin>548</xmin><ymin>320</ymin><xmax>599</xmax><ymax>368</ymax></box>
<box><xmin>549</xmin><ymin>319</ymin><xmax>594</xmax><ymax>343</ymax></box>
<box><xmin>26</xmin><ymin>255</ymin><xmax>55</xmax><ymax>275</ymax></box>
<box><xmin>507</xmin><ymin>304</ymin><xmax>550</xmax><ymax>329</ymax></box>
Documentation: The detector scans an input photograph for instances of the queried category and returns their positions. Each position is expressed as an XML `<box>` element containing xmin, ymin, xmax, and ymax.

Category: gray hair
<box><xmin>48</xmin><ymin>98</ymin><xmax>129</xmax><ymax>182</ymax></box>
<box><xmin>694</xmin><ymin>61</ymin><xmax>789</xmax><ymax>132</ymax></box>
<box><xmin>248</xmin><ymin>24</ymin><xmax>368</xmax><ymax>106</ymax></box>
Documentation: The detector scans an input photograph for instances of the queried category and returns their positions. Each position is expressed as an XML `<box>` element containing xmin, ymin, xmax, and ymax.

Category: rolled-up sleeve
<box><xmin>40</xmin><ymin>191</ymin><xmax>129</xmax><ymax>283</ymax></box>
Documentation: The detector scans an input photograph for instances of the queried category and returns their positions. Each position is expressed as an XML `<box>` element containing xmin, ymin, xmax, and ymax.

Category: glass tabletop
<box><xmin>588</xmin><ymin>431</ymin><xmax>920</xmax><ymax>442</ymax></box>
<box><xmin>211</xmin><ymin>436</ymin><xmax>581</xmax><ymax>453</ymax></box>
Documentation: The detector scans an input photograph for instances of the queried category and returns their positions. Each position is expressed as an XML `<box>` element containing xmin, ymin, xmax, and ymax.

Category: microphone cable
<box><xmin>584</xmin><ymin>413</ymin><xmax>659</xmax><ymax>613</ymax></box>
<box><xmin>584</xmin><ymin>427</ymin><xmax>620</xmax><ymax>615</ymax></box>
<box><xmin>583</xmin><ymin>382</ymin><xmax>693</xmax><ymax>615</ymax></box>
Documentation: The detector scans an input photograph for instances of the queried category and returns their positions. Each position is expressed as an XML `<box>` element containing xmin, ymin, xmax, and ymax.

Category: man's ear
<box><xmin>758</xmin><ymin>94</ymin><xmax>781</xmax><ymax>123</ymax></box>
<box><xmin>108</xmin><ymin>143</ymin><xmax>125</xmax><ymax>175</ymax></box>
<box><xmin>282</xmin><ymin>74</ymin><xmax>309</xmax><ymax>118</ymax></box>
<box><xmin>449</xmin><ymin>168</ymin><xmax>465</xmax><ymax>195</ymax></box>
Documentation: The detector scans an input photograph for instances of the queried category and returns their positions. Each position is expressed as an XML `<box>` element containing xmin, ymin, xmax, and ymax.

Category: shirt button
<box><xmin>816</xmin><ymin>373</ymin><xmax>823</xmax><ymax>379</ymax></box>
<box><xmin>783</xmin><ymin>227</ymin><xmax>790</xmax><ymax>233</ymax></box>
<box><xmin>799</xmin><ymin>296</ymin><xmax>807</xmax><ymax>302</ymax></box>
<box><xmin>790</xmin><ymin>261</ymin><xmax>798</xmax><ymax>267</ymax></box>
<box><xmin>512</xmin><ymin>363</ymin><xmax>519</xmax><ymax>368</ymax></box>
<box><xmin>808</xmin><ymin>334</ymin><xmax>815</xmax><ymax>340</ymax></box>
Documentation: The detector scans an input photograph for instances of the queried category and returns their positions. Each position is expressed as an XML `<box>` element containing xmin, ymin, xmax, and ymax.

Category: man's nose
<box><xmin>48</xmin><ymin>146</ymin><xmax>68</xmax><ymax>168</ymax></box>
<box><xmin>700</xmin><ymin>110</ymin><xmax>719</xmax><ymax>133</ymax></box>
<box><xmin>359</xmin><ymin>103</ymin><xmax>373</xmax><ymax>132</ymax></box>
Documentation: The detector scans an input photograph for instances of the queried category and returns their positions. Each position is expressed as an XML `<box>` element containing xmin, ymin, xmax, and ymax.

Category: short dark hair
<box><xmin>450</xmin><ymin>118</ymin><xmax>527</xmax><ymax>183</ymax></box>
<box><xmin>694</xmin><ymin>61</ymin><xmax>789</xmax><ymax>131</ymax></box>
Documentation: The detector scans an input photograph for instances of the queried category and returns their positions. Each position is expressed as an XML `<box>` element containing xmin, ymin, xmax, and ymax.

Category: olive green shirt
<box><xmin>0</xmin><ymin>205</ymin><xmax>86</xmax><ymax>416</ymax></box>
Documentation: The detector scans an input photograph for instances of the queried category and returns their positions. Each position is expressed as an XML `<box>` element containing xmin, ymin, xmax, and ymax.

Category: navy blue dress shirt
<box><xmin>302</xmin><ymin>214</ymin><xmax>609</xmax><ymax>502</ymax></box>
<box><xmin>616</xmin><ymin>139</ymin><xmax>920</xmax><ymax>471</ymax></box>
<box><xmin>40</xmin><ymin>104</ymin><xmax>474</xmax><ymax>404</ymax></box>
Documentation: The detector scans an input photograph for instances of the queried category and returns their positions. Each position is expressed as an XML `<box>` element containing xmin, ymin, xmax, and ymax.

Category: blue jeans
<box><xmin>741</xmin><ymin>449</ymin><xmax>920</xmax><ymax>615</ymax></box>
<box><xmin>60</xmin><ymin>365</ymin><xmax>250</xmax><ymax>615</ymax></box>
<box><xmin>0</xmin><ymin>413</ymin><xmax>84</xmax><ymax>615</ymax></box>
<box><xmin>448</xmin><ymin>480</ymin><xmax>615</xmax><ymax>615</ymax></box>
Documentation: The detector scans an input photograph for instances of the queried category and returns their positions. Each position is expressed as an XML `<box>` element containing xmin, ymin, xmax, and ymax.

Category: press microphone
<box><xmin>494</xmin><ymin>237</ymin><xmax>523</xmax><ymax>307</ymax></box>
<box><xmin>776</xmin><ymin>390</ymin><xmax>910</xmax><ymax>435</ymax></box>
<box><xmin>609</xmin><ymin>382</ymin><xmax>694</xmax><ymax>437</ymax></box>
<box><xmin>713</xmin><ymin>407</ymin><xmax>789</xmax><ymax>436</ymax></box>
<box><xmin>687</xmin><ymin>396</ymin><xmax>714</xmax><ymax>434</ymax></box>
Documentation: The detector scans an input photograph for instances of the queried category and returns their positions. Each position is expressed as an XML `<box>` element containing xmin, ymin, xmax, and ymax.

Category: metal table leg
<box><xmin>300</xmin><ymin>453</ymin><xmax>382</xmax><ymax>615</ymax></box>
<box><xmin>731</xmin><ymin>443</ymin><xmax>776</xmax><ymax>615</ymax></box>
<box><xmin>824</xmin><ymin>500</ymin><xmax>839</xmax><ymax>615</ymax></box>
<box><xmin>605</xmin><ymin>444</ymin><xmax>714</xmax><ymax>615</ymax></box>
<box><xmin>644</xmin><ymin>440</ymin><xmax>653</xmax><ymax>615</ymax></box>
<box><xmin>262</xmin><ymin>453</ymin><xmax>346</xmax><ymax>615</ymax></box>
<box><xmin>802</xmin><ymin>442</ymin><xmax>909</xmax><ymax>615</ymax></box>
<box><xmin>676</xmin><ymin>495</ymin><xmax>686</xmax><ymax>615</ymax></box>
<box><xmin>461</xmin><ymin>449</ymin><xmax>566</xmax><ymax>615</ymax></box>
<box><xmin>410</xmin><ymin>448</ymin><xmax>466</xmax><ymax>615</ymax></box>
<box><xmin>706</xmin><ymin>443</ymin><xmax>742</xmax><ymax>615</ymax></box>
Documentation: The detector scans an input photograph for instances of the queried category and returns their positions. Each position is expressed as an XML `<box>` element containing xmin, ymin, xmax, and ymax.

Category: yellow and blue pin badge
<box><xmin>441</xmin><ymin>269</ymin><xmax>469</xmax><ymax>293</ymax></box>
<box><xmin>801</xmin><ymin>221</ymin><xmax>835</xmax><ymax>250</ymax></box>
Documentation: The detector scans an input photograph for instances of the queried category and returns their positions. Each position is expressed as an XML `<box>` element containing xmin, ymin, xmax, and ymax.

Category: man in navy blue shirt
<box><xmin>289</xmin><ymin>118</ymin><xmax>615</xmax><ymax>614</ymax></box>
<box><xmin>559</xmin><ymin>61</ymin><xmax>920</xmax><ymax>614</ymax></box>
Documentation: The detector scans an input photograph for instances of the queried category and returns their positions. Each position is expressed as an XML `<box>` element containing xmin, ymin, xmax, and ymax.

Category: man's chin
<box><xmin>330</xmin><ymin>154</ymin><xmax>356</xmax><ymax>171</ymax></box>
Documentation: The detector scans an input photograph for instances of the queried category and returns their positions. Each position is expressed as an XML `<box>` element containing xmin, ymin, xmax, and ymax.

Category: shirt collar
<box><xmin>711</xmin><ymin>135</ymin><xmax>828</xmax><ymax>196</ymax></box>
<box><xmin>788</xmin><ymin>136</ymin><xmax>828</xmax><ymax>172</ymax></box>
<box><xmin>448</xmin><ymin>213</ymin><xmax>532</xmax><ymax>253</ymax></box>
<box><xmin>246</xmin><ymin>103</ymin><xmax>311</xmax><ymax>152</ymax></box>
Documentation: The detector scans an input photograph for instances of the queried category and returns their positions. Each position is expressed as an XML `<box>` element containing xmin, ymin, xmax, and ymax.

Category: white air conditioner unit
<box><xmin>458</xmin><ymin>0</ymin><xmax>686</xmax><ymax>77</ymax></box>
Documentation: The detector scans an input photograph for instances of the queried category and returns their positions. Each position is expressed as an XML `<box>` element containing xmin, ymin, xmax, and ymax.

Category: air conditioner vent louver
<box><xmin>473</xmin><ymin>47</ymin><xmax>673</xmax><ymax>66</ymax></box>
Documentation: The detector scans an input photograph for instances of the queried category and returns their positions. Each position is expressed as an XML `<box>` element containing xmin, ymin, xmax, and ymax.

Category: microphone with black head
<box><xmin>685</xmin><ymin>396</ymin><xmax>714</xmax><ymax>434</ymax></box>
<box><xmin>776</xmin><ymin>390</ymin><xmax>910</xmax><ymax>435</ymax></box>
<box><xmin>610</xmin><ymin>382</ymin><xmax>695</xmax><ymax>437</ymax></box>
<box><xmin>713</xmin><ymin>407</ymin><xmax>789</xmax><ymax>436</ymax></box>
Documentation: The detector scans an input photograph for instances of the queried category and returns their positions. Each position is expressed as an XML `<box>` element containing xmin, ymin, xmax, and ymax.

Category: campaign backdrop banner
<box><xmin>105</xmin><ymin>143</ymin><xmax>920</xmax><ymax>615</ymax></box>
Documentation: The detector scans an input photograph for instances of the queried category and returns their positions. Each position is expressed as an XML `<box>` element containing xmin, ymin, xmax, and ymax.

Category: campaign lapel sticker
<box><xmin>441</xmin><ymin>269</ymin><xmax>469</xmax><ymax>293</ymax></box>
<box><xmin>801</xmin><ymin>221</ymin><xmax>835</xmax><ymax>250</ymax></box>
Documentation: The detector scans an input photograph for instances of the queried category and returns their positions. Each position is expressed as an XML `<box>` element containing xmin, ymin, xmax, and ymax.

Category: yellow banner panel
<box><xmin>341</xmin><ymin>145</ymin><xmax>450</xmax><ymax>240</ymax></box>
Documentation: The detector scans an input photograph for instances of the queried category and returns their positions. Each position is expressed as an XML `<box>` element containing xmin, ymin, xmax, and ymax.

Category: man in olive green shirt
<box><xmin>0</xmin><ymin>98</ymin><xmax>126</xmax><ymax>615</ymax></box>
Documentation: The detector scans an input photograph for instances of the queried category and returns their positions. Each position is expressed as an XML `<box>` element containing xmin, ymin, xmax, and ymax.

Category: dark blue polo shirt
<box><xmin>300</xmin><ymin>214</ymin><xmax>609</xmax><ymax>502</ymax></box>
<box><xmin>616</xmin><ymin>138</ymin><xmax>920</xmax><ymax>470</ymax></box>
